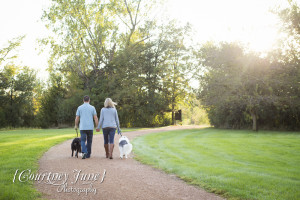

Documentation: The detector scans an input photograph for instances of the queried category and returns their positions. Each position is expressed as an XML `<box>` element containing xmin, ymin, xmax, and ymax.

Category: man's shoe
<box><xmin>86</xmin><ymin>154</ymin><xmax>90</xmax><ymax>158</ymax></box>
<box><xmin>82</xmin><ymin>153</ymin><xmax>87</xmax><ymax>159</ymax></box>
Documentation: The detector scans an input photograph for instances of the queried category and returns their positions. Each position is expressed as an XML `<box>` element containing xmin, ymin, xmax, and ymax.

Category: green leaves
<box><xmin>38</xmin><ymin>0</ymin><xmax>196</xmax><ymax>127</ymax></box>
<box><xmin>0</xmin><ymin>66</ymin><xmax>37</xmax><ymax>127</ymax></box>
<box><xmin>196</xmin><ymin>40</ymin><xmax>300</xmax><ymax>130</ymax></box>
<box><xmin>0</xmin><ymin>35</ymin><xmax>25</xmax><ymax>66</ymax></box>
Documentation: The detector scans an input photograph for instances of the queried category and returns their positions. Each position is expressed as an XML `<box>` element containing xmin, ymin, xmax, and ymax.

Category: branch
<box><xmin>132</xmin><ymin>35</ymin><xmax>151</xmax><ymax>48</ymax></box>
<box><xmin>70</xmin><ymin>3</ymin><xmax>102</xmax><ymax>65</ymax></box>
<box><xmin>124</xmin><ymin>0</ymin><xmax>142</xmax><ymax>46</ymax></box>
<box><xmin>115</xmin><ymin>12</ymin><xmax>131</xmax><ymax>29</ymax></box>
<box><xmin>80</xmin><ymin>37</ymin><xmax>98</xmax><ymax>70</ymax></box>
<box><xmin>109</xmin><ymin>43</ymin><xmax>116</xmax><ymax>62</ymax></box>
<box><xmin>124</xmin><ymin>0</ymin><xmax>134</xmax><ymax>26</ymax></box>
<box><xmin>0</xmin><ymin>49</ymin><xmax>12</xmax><ymax>63</ymax></box>
<box><xmin>70</xmin><ymin>42</ymin><xmax>85</xmax><ymax>78</ymax></box>
<box><xmin>134</xmin><ymin>0</ymin><xmax>142</xmax><ymax>26</ymax></box>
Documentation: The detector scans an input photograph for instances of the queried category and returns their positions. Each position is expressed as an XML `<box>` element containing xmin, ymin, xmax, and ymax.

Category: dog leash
<box><xmin>76</xmin><ymin>129</ymin><xmax>78</xmax><ymax>137</ymax></box>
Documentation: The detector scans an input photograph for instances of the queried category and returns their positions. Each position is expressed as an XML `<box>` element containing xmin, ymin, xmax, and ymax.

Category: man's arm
<box><xmin>75</xmin><ymin>116</ymin><xmax>80</xmax><ymax>129</ymax></box>
<box><xmin>94</xmin><ymin>115</ymin><xmax>98</xmax><ymax>129</ymax></box>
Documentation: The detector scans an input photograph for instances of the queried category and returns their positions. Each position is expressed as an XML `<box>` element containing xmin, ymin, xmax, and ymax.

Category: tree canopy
<box><xmin>35</xmin><ymin>0</ymin><xmax>194</xmax><ymax>127</ymax></box>
<box><xmin>196</xmin><ymin>1</ymin><xmax>300</xmax><ymax>130</ymax></box>
<box><xmin>0</xmin><ymin>0</ymin><xmax>298</xmax><ymax>130</ymax></box>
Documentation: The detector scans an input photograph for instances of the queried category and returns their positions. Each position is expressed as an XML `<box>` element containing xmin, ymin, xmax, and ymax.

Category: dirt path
<box><xmin>36</xmin><ymin>126</ymin><xmax>224</xmax><ymax>200</ymax></box>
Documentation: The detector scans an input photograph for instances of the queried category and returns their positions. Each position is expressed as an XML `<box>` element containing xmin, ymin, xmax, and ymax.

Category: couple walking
<box><xmin>74</xmin><ymin>95</ymin><xmax>121</xmax><ymax>159</ymax></box>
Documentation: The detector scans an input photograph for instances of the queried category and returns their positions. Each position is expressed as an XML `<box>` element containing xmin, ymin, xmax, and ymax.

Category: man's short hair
<box><xmin>83</xmin><ymin>95</ymin><xmax>90</xmax><ymax>102</ymax></box>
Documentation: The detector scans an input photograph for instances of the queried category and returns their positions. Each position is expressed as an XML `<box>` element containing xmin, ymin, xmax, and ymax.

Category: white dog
<box><xmin>119</xmin><ymin>136</ymin><xmax>132</xmax><ymax>159</ymax></box>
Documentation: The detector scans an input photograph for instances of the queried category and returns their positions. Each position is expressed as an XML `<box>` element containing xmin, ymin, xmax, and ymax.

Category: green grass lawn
<box><xmin>133</xmin><ymin>128</ymin><xmax>300</xmax><ymax>200</ymax></box>
<box><xmin>0</xmin><ymin>128</ymin><xmax>140</xmax><ymax>200</ymax></box>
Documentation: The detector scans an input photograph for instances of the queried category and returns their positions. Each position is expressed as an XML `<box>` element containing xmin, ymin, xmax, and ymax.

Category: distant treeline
<box><xmin>196</xmin><ymin>1</ymin><xmax>300</xmax><ymax>131</ymax></box>
<box><xmin>197</xmin><ymin>42</ymin><xmax>299</xmax><ymax>131</ymax></box>
<box><xmin>0</xmin><ymin>0</ymin><xmax>197</xmax><ymax>128</ymax></box>
<box><xmin>0</xmin><ymin>0</ymin><xmax>299</xmax><ymax>131</ymax></box>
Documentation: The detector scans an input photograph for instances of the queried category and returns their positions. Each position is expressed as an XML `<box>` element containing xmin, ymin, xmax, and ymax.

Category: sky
<box><xmin>167</xmin><ymin>0</ymin><xmax>287</xmax><ymax>51</ymax></box>
<box><xmin>0</xmin><ymin>0</ymin><xmax>288</xmax><ymax>80</ymax></box>
<box><xmin>0</xmin><ymin>0</ymin><xmax>51</xmax><ymax>79</ymax></box>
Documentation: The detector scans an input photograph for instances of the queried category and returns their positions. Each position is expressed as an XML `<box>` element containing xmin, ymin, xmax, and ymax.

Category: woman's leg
<box><xmin>103</xmin><ymin>129</ymin><xmax>109</xmax><ymax>158</ymax></box>
<box><xmin>108</xmin><ymin>128</ymin><xmax>116</xmax><ymax>144</ymax></box>
<box><xmin>108</xmin><ymin>128</ymin><xmax>116</xmax><ymax>159</ymax></box>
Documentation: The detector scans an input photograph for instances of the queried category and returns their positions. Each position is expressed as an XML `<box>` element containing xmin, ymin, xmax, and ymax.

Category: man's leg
<box><xmin>80</xmin><ymin>130</ymin><xmax>87</xmax><ymax>159</ymax></box>
<box><xmin>86</xmin><ymin>130</ymin><xmax>93</xmax><ymax>158</ymax></box>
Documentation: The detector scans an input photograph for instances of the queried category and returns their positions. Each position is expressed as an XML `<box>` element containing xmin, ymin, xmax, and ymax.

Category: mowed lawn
<box><xmin>0</xmin><ymin>128</ymin><xmax>140</xmax><ymax>200</ymax></box>
<box><xmin>133</xmin><ymin>128</ymin><xmax>300</xmax><ymax>200</ymax></box>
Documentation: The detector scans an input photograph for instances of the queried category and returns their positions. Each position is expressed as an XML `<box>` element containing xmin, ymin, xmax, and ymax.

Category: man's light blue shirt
<box><xmin>76</xmin><ymin>102</ymin><xmax>97</xmax><ymax>130</ymax></box>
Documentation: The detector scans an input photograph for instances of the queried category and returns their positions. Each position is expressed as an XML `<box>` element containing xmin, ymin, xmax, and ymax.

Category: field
<box><xmin>0</xmin><ymin>128</ymin><xmax>140</xmax><ymax>200</ymax></box>
<box><xmin>133</xmin><ymin>128</ymin><xmax>300</xmax><ymax>200</ymax></box>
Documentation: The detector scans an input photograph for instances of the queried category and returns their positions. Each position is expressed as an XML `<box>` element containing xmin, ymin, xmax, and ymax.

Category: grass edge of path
<box><xmin>132</xmin><ymin>128</ymin><xmax>300</xmax><ymax>200</ymax></box>
<box><xmin>0</xmin><ymin>128</ymin><xmax>144</xmax><ymax>200</ymax></box>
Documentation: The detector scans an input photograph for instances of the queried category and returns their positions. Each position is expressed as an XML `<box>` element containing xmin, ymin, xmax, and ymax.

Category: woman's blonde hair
<box><xmin>104</xmin><ymin>98</ymin><xmax>117</xmax><ymax>108</ymax></box>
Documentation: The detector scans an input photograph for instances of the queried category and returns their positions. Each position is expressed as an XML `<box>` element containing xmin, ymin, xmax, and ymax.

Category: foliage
<box><xmin>38</xmin><ymin>0</ymin><xmax>194</xmax><ymax>128</ymax></box>
<box><xmin>196</xmin><ymin>41</ymin><xmax>300</xmax><ymax>130</ymax></box>
<box><xmin>275</xmin><ymin>0</ymin><xmax>300</xmax><ymax>58</ymax></box>
<box><xmin>34</xmin><ymin>73</ymin><xmax>67</xmax><ymax>128</ymax></box>
<box><xmin>181</xmin><ymin>98</ymin><xmax>209</xmax><ymax>125</ymax></box>
<box><xmin>0</xmin><ymin>35</ymin><xmax>25</xmax><ymax>66</ymax></box>
<box><xmin>0</xmin><ymin>65</ymin><xmax>37</xmax><ymax>128</ymax></box>
<box><xmin>1</xmin><ymin>0</ymin><xmax>299</xmax><ymax>130</ymax></box>
<box><xmin>0</xmin><ymin>36</ymin><xmax>38</xmax><ymax>128</ymax></box>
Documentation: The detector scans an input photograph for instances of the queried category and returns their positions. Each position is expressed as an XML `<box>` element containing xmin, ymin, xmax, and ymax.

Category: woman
<box><xmin>96</xmin><ymin>98</ymin><xmax>121</xmax><ymax>159</ymax></box>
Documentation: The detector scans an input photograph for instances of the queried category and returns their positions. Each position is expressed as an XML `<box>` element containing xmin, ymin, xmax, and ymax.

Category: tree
<box><xmin>41</xmin><ymin>0</ymin><xmax>155</xmax><ymax>90</ymax></box>
<box><xmin>0</xmin><ymin>65</ymin><xmax>37</xmax><ymax>127</ymax></box>
<box><xmin>196</xmin><ymin>38</ymin><xmax>300</xmax><ymax>131</ymax></box>
<box><xmin>0</xmin><ymin>36</ymin><xmax>37</xmax><ymax>128</ymax></box>
<box><xmin>148</xmin><ymin>21</ymin><xmax>193</xmax><ymax>125</ymax></box>
<box><xmin>40</xmin><ymin>0</ymin><xmax>194</xmax><ymax>127</ymax></box>
<box><xmin>35</xmin><ymin>73</ymin><xmax>66</xmax><ymax>128</ymax></box>
<box><xmin>269</xmin><ymin>0</ymin><xmax>300</xmax><ymax>129</ymax></box>
<box><xmin>196</xmin><ymin>42</ymin><xmax>276</xmax><ymax>130</ymax></box>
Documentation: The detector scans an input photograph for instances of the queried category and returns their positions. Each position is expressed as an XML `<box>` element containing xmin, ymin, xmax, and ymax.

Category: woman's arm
<box><xmin>97</xmin><ymin>108</ymin><xmax>104</xmax><ymax>129</ymax></box>
<box><xmin>115</xmin><ymin>109</ymin><xmax>121</xmax><ymax>134</ymax></box>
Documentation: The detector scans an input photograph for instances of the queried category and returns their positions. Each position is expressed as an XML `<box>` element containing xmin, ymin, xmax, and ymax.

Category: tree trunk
<box><xmin>172</xmin><ymin>104</ymin><xmax>175</xmax><ymax>125</ymax></box>
<box><xmin>10</xmin><ymin>80</ymin><xmax>14</xmax><ymax>127</ymax></box>
<box><xmin>250</xmin><ymin>110</ymin><xmax>258</xmax><ymax>131</ymax></box>
<box><xmin>172</xmin><ymin>63</ymin><xmax>176</xmax><ymax>125</ymax></box>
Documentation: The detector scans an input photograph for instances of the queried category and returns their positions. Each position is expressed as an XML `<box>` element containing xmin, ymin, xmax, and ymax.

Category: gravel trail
<box><xmin>35</xmin><ymin>126</ymin><xmax>224</xmax><ymax>200</ymax></box>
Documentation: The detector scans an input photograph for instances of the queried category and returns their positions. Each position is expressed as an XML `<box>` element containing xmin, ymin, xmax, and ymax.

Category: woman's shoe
<box><xmin>109</xmin><ymin>144</ymin><xmax>114</xmax><ymax>159</ymax></box>
<box><xmin>104</xmin><ymin>144</ymin><xmax>109</xmax><ymax>158</ymax></box>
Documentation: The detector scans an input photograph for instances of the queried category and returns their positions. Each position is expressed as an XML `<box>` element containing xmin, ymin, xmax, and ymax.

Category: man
<box><xmin>75</xmin><ymin>95</ymin><xmax>98</xmax><ymax>159</ymax></box>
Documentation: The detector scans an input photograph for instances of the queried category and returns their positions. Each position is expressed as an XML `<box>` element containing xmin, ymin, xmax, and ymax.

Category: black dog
<box><xmin>71</xmin><ymin>138</ymin><xmax>81</xmax><ymax>158</ymax></box>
